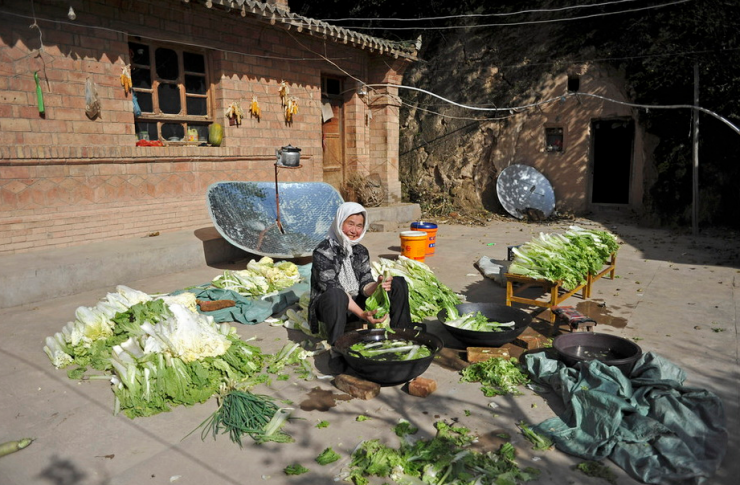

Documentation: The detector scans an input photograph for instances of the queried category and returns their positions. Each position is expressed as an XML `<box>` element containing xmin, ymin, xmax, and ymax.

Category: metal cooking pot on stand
<box><xmin>276</xmin><ymin>144</ymin><xmax>301</xmax><ymax>167</ymax></box>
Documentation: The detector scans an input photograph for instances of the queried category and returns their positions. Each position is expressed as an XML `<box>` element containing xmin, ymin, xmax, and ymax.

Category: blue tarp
<box><xmin>522</xmin><ymin>351</ymin><xmax>727</xmax><ymax>484</ymax></box>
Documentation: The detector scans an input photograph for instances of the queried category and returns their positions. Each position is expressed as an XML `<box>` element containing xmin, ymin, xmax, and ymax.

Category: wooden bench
<box><xmin>504</xmin><ymin>254</ymin><xmax>617</xmax><ymax>331</ymax></box>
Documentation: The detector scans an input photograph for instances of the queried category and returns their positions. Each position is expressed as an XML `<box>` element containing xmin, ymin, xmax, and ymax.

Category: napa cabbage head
<box><xmin>160</xmin><ymin>292</ymin><xmax>198</xmax><ymax>313</ymax></box>
<box><xmin>115</xmin><ymin>285</ymin><xmax>152</xmax><ymax>306</ymax></box>
<box><xmin>149</xmin><ymin>304</ymin><xmax>231</xmax><ymax>362</ymax></box>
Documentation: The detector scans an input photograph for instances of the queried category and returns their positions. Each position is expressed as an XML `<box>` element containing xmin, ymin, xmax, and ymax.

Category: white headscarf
<box><xmin>327</xmin><ymin>202</ymin><xmax>368</xmax><ymax>296</ymax></box>
<box><xmin>328</xmin><ymin>202</ymin><xmax>368</xmax><ymax>254</ymax></box>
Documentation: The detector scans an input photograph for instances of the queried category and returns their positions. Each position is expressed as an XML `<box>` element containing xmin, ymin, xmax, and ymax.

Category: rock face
<box><xmin>398</xmin><ymin>25</ymin><xmax>643</xmax><ymax>219</ymax></box>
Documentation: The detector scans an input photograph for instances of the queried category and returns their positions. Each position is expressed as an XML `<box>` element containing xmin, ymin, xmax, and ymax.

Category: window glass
<box><xmin>161</xmin><ymin>123</ymin><xmax>185</xmax><ymax>140</ymax></box>
<box><xmin>183</xmin><ymin>52</ymin><xmax>205</xmax><ymax>73</ymax></box>
<box><xmin>132</xmin><ymin>67</ymin><xmax>151</xmax><ymax>90</ymax></box>
<box><xmin>190</xmin><ymin>125</ymin><xmax>209</xmax><ymax>141</ymax></box>
<box><xmin>155</xmin><ymin>48</ymin><xmax>179</xmax><ymax>80</ymax></box>
<box><xmin>130</xmin><ymin>43</ymin><xmax>149</xmax><ymax>65</ymax></box>
<box><xmin>137</xmin><ymin>92</ymin><xmax>153</xmax><ymax>113</ymax></box>
<box><xmin>135</xmin><ymin>122</ymin><xmax>155</xmax><ymax>141</ymax></box>
<box><xmin>545</xmin><ymin>127</ymin><xmax>564</xmax><ymax>152</ymax></box>
<box><xmin>158</xmin><ymin>84</ymin><xmax>181</xmax><ymax>114</ymax></box>
<box><xmin>186</xmin><ymin>97</ymin><xmax>207</xmax><ymax>116</ymax></box>
<box><xmin>185</xmin><ymin>75</ymin><xmax>206</xmax><ymax>94</ymax></box>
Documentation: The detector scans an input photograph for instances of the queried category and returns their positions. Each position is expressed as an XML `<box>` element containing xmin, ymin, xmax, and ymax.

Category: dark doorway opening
<box><xmin>591</xmin><ymin>119</ymin><xmax>634</xmax><ymax>204</ymax></box>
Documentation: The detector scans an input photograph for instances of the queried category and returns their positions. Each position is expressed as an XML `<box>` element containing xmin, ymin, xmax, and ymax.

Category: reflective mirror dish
<box><xmin>496</xmin><ymin>164</ymin><xmax>556</xmax><ymax>219</ymax></box>
<box><xmin>207</xmin><ymin>181</ymin><xmax>344</xmax><ymax>258</ymax></box>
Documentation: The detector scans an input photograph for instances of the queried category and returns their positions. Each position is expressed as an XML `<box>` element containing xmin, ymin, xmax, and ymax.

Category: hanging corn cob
<box><xmin>279</xmin><ymin>81</ymin><xmax>289</xmax><ymax>107</ymax></box>
<box><xmin>225</xmin><ymin>102</ymin><xmax>244</xmax><ymax>126</ymax></box>
<box><xmin>249</xmin><ymin>96</ymin><xmax>261</xmax><ymax>119</ymax></box>
<box><xmin>120</xmin><ymin>65</ymin><xmax>132</xmax><ymax>95</ymax></box>
<box><xmin>284</xmin><ymin>96</ymin><xmax>298</xmax><ymax>123</ymax></box>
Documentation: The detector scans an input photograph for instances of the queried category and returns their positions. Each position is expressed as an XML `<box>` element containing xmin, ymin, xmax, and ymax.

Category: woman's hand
<box><xmin>379</xmin><ymin>274</ymin><xmax>392</xmax><ymax>291</ymax></box>
<box><xmin>364</xmin><ymin>274</ymin><xmax>392</xmax><ymax>296</ymax></box>
<box><xmin>362</xmin><ymin>308</ymin><xmax>388</xmax><ymax>326</ymax></box>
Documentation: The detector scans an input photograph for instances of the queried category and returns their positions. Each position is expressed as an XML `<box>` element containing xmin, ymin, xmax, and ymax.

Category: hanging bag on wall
<box><xmin>85</xmin><ymin>77</ymin><xmax>100</xmax><ymax>120</ymax></box>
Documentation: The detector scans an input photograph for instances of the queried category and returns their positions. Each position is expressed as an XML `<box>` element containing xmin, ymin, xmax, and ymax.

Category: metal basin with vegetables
<box><xmin>333</xmin><ymin>327</ymin><xmax>443</xmax><ymax>386</ymax></box>
<box><xmin>437</xmin><ymin>303</ymin><xmax>532</xmax><ymax>347</ymax></box>
<box><xmin>553</xmin><ymin>332</ymin><xmax>642</xmax><ymax>375</ymax></box>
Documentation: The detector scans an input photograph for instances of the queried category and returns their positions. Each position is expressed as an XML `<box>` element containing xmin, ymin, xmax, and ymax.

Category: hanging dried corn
<box><xmin>249</xmin><ymin>96</ymin><xmax>261</xmax><ymax>119</ymax></box>
<box><xmin>120</xmin><ymin>65</ymin><xmax>132</xmax><ymax>95</ymax></box>
<box><xmin>225</xmin><ymin>102</ymin><xmax>244</xmax><ymax>126</ymax></box>
<box><xmin>279</xmin><ymin>81</ymin><xmax>289</xmax><ymax>107</ymax></box>
<box><xmin>284</xmin><ymin>96</ymin><xmax>298</xmax><ymax>123</ymax></box>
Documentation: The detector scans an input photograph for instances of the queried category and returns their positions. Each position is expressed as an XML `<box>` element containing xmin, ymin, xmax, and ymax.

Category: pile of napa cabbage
<box><xmin>211</xmin><ymin>256</ymin><xmax>301</xmax><ymax>297</ymax></box>
<box><xmin>43</xmin><ymin>285</ymin><xmax>265</xmax><ymax>418</ymax></box>
<box><xmin>508</xmin><ymin>226</ymin><xmax>619</xmax><ymax>291</ymax></box>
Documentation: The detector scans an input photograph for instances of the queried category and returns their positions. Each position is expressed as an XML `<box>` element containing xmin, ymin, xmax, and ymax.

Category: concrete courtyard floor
<box><xmin>1</xmin><ymin>213</ymin><xmax>738</xmax><ymax>485</ymax></box>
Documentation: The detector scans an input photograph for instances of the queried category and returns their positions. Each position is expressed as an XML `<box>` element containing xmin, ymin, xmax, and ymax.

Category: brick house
<box><xmin>0</xmin><ymin>0</ymin><xmax>416</xmax><ymax>255</ymax></box>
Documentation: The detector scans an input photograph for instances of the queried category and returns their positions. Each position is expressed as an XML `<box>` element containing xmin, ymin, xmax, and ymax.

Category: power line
<box><xmin>366</xmin><ymin>84</ymin><xmax>740</xmax><ymax>136</ymax></box>
<box><xmin>320</xmin><ymin>0</ymin><xmax>645</xmax><ymax>22</ymax></box>
<box><xmin>306</xmin><ymin>0</ymin><xmax>691</xmax><ymax>31</ymax></box>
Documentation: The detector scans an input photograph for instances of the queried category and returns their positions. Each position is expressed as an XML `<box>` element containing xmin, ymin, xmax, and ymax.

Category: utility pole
<box><xmin>692</xmin><ymin>63</ymin><xmax>699</xmax><ymax>236</ymax></box>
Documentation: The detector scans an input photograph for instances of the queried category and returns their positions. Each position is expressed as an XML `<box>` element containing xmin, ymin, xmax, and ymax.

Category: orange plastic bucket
<box><xmin>411</xmin><ymin>221</ymin><xmax>438</xmax><ymax>256</ymax></box>
<box><xmin>400</xmin><ymin>231</ymin><xmax>427</xmax><ymax>262</ymax></box>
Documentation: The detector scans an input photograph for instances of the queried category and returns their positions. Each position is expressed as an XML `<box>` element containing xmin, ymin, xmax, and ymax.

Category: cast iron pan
<box><xmin>436</xmin><ymin>302</ymin><xmax>532</xmax><ymax>347</ymax></box>
<box><xmin>333</xmin><ymin>327</ymin><xmax>443</xmax><ymax>386</ymax></box>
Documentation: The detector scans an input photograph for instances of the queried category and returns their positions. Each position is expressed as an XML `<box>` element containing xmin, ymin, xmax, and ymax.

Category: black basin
<box><xmin>333</xmin><ymin>327</ymin><xmax>443</xmax><ymax>386</ymax></box>
<box><xmin>436</xmin><ymin>302</ymin><xmax>532</xmax><ymax>347</ymax></box>
<box><xmin>553</xmin><ymin>332</ymin><xmax>642</xmax><ymax>375</ymax></box>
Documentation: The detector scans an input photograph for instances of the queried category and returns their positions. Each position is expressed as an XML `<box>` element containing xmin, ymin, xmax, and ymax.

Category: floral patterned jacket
<box><xmin>308</xmin><ymin>238</ymin><xmax>375</xmax><ymax>335</ymax></box>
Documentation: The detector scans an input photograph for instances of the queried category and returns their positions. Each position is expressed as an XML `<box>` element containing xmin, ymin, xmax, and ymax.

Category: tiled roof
<box><xmin>191</xmin><ymin>0</ymin><xmax>418</xmax><ymax>59</ymax></box>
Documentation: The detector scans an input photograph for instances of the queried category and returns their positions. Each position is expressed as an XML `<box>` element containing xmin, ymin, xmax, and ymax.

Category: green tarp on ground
<box><xmin>522</xmin><ymin>351</ymin><xmax>727</xmax><ymax>484</ymax></box>
<box><xmin>174</xmin><ymin>264</ymin><xmax>311</xmax><ymax>325</ymax></box>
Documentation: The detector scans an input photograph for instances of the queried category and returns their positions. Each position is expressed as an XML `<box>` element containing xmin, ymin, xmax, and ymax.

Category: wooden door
<box><xmin>322</xmin><ymin>99</ymin><xmax>344</xmax><ymax>192</ymax></box>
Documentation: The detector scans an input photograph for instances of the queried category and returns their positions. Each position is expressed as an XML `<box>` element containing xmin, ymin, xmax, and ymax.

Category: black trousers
<box><xmin>315</xmin><ymin>277</ymin><xmax>412</xmax><ymax>345</ymax></box>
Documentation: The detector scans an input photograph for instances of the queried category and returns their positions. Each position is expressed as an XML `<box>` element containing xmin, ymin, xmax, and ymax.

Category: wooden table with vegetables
<box><xmin>504</xmin><ymin>226</ymin><xmax>620</xmax><ymax>326</ymax></box>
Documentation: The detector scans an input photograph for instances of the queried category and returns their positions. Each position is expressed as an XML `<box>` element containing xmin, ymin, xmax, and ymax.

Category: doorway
<box><xmin>590</xmin><ymin>118</ymin><xmax>634</xmax><ymax>205</ymax></box>
<box><xmin>321</xmin><ymin>76</ymin><xmax>345</xmax><ymax>193</ymax></box>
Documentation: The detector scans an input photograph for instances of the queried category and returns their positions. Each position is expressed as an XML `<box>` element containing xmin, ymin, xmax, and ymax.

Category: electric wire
<box><xmin>367</xmin><ymin>84</ymin><xmax>740</xmax><ymax>136</ymax></box>
<box><xmin>320</xmin><ymin>0</ymin><xmax>646</xmax><ymax>22</ymax></box>
<box><xmin>305</xmin><ymin>0</ymin><xmax>692</xmax><ymax>31</ymax></box>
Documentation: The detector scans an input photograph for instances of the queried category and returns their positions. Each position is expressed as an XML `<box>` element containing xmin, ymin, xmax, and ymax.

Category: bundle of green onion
<box><xmin>196</xmin><ymin>389</ymin><xmax>293</xmax><ymax>446</ymax></box>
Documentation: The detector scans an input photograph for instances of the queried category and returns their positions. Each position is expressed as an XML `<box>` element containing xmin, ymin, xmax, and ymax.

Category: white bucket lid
<box><xmin>400</xmin><ymin>231</ymin><xmax>427</xmax><ymax>237</ymax></box>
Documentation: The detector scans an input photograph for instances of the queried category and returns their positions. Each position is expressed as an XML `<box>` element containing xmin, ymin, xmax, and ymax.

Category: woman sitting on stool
<box><xmin>308</xmin><ymin>202</ymin><xmax>412</xmax><ymax>350</ymax></box>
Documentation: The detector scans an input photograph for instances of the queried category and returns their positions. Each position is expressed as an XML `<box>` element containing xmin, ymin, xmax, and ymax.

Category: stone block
<box><xmin>334</xmin><ymin>374</ymin><xmax>380</xmax><ymax>400</ymax></box>
<box><xmin>408</xmin><ymin>377</ymin><xmax>437</xmax><ymax>397</ymax></box>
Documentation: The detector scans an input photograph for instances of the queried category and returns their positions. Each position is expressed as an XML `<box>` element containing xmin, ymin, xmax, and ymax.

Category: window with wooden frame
<box><xmin>545</xmin><ymin>126</ymin><xmax>564</xmax><ymax>152</ymax></box>
<box><xmin>129</xmin><ymin>40</ymin><xmax>211</xmax><ymax>144</ymax></box>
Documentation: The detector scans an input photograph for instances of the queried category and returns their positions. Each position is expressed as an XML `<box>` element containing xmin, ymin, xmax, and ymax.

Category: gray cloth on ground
<box><xmin>522</xmin><ymin>351</ymin><xmax>727</xmax><ymax>484</ymax></box>
<box><xmin>475</xmin><ymin>256</ymin><xmax>509</xmax><ymax>286</ymax></box>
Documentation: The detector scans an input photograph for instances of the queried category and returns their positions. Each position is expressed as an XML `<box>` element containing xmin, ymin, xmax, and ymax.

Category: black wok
<box><xmin>553</xmin><ymin>332</ymin><xmax>642</xmax><ymax>375</ymax></box>
<box><xmin>333</xmin><ymin>327</ymin><xmax>443</xmax><ymax>386</ymax></box>
<box><xmin>437</xmin><ymin>302</ymin><xmax>532</xmax><ymax>347</ymax></box>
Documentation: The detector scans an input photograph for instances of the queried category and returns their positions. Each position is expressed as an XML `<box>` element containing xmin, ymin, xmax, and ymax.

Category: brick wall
<box><xmin>0</xmin><ymin>0</ymin><xmax>412</xmax><ymax>255</ymax></box>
